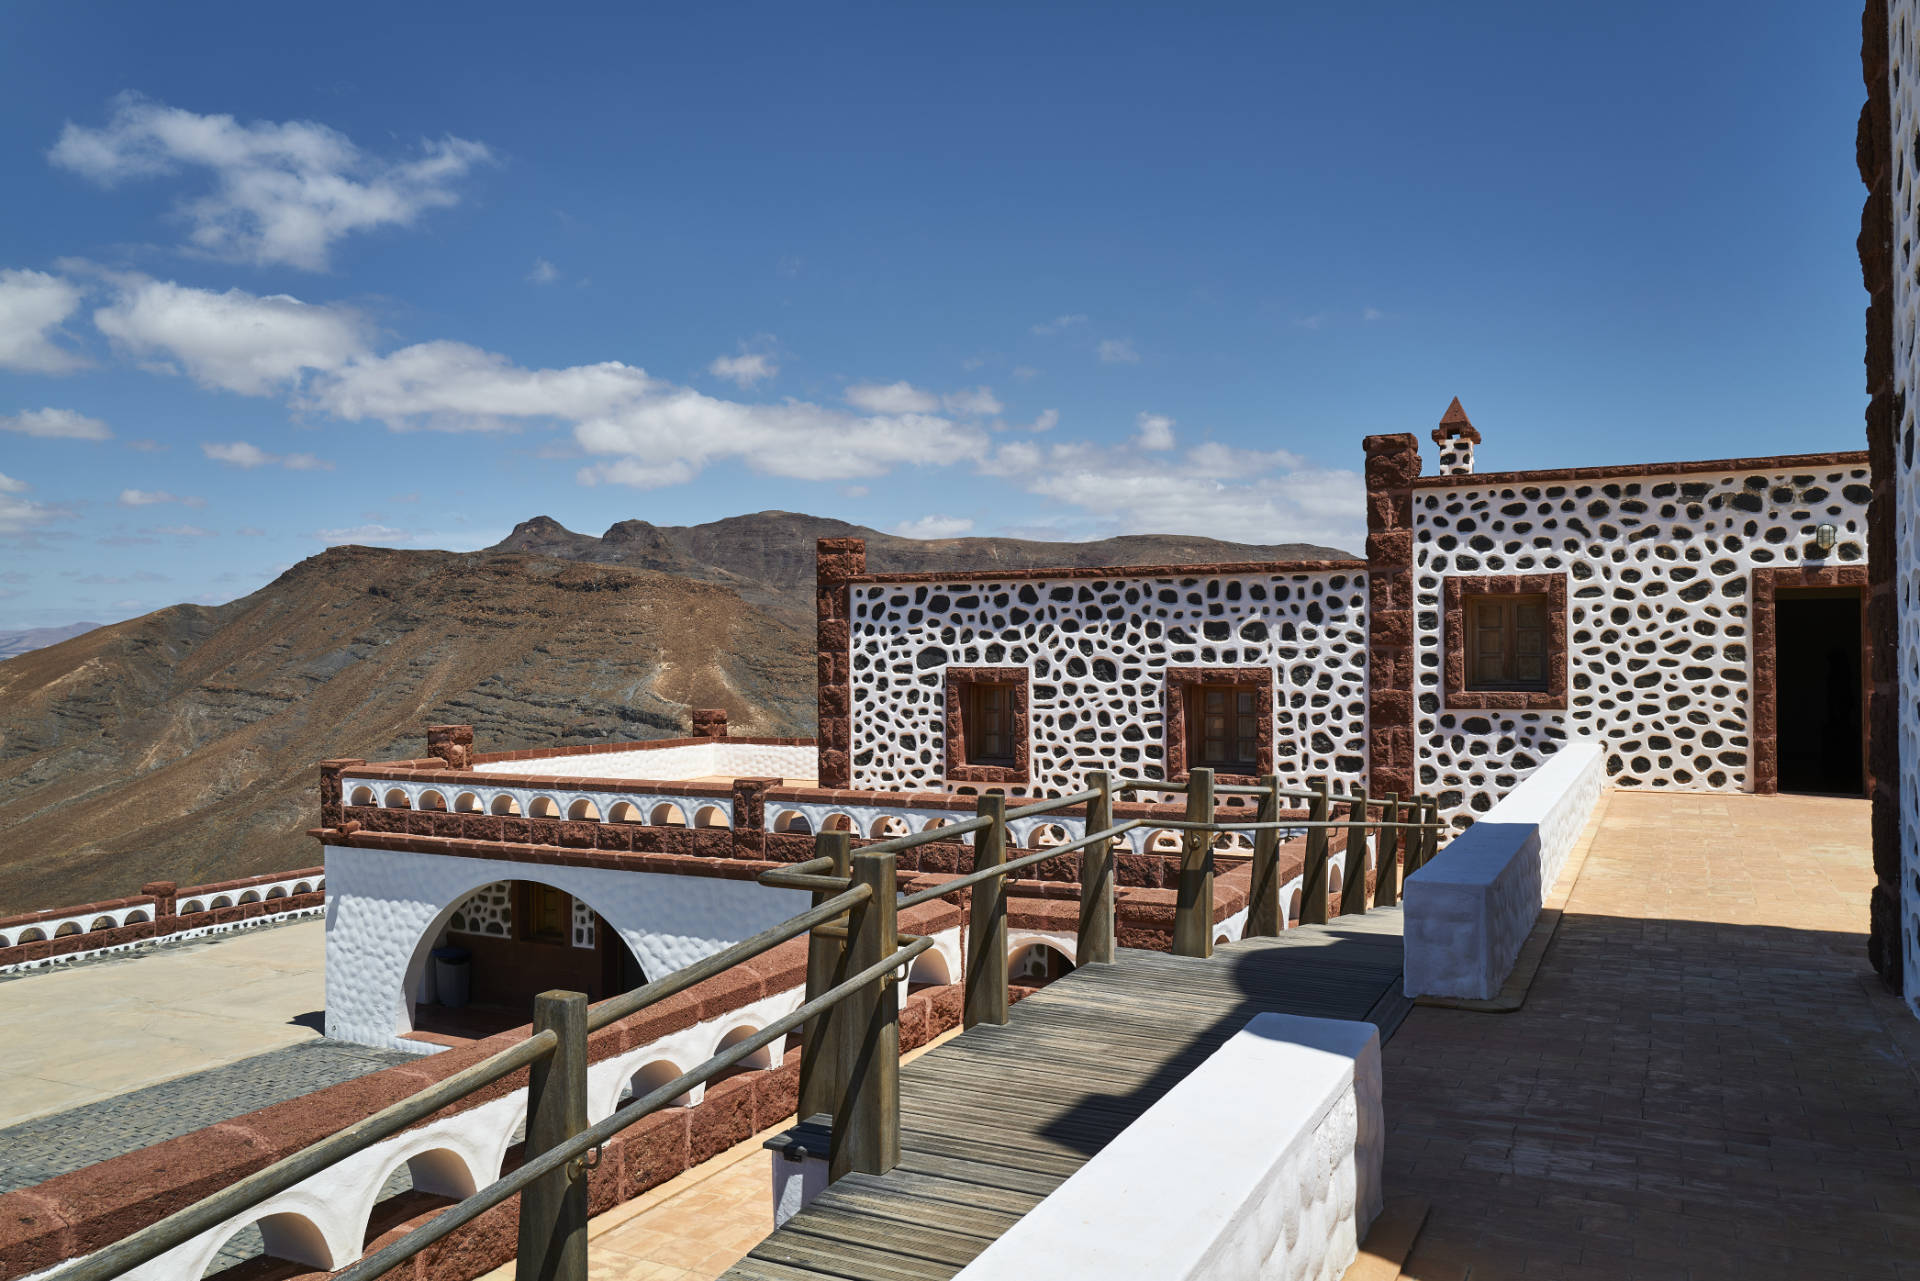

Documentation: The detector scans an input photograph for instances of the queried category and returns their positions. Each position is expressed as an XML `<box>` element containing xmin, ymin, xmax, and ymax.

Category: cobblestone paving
<box><xmin>0</xmin><ymin>1037</ymin><xmax>416</xmax><ymax>1194</ymax></box>
<box><xmin>1385</xmin><ymin>791</ymin><xmax>1920</xmax><ymax>1281</ymax></box>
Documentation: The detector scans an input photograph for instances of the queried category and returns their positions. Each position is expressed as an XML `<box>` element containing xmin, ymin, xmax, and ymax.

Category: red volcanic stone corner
<box><xmin>689</xmin><ymin>1074</ymin><xmax>755</xmax><ymax>1164</ymax></box>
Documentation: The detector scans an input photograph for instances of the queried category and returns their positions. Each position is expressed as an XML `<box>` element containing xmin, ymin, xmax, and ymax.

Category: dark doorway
<box><xmin>1774</xmin><ymin>589</ymin><xmax>1864</xmax><ymax>795</ymax></box>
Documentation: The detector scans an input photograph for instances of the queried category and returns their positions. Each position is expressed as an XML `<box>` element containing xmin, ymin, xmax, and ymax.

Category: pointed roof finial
<box><xmin>1432</xmin><ymin>396</ymin><xmax>1481</xmax><ymax>444</ymax></box>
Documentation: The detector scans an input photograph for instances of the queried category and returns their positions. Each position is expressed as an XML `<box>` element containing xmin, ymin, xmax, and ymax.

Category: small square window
<box><xmin>964</xmin><ymin>683</ymin><xmax>1018</xmax><ymax>766</ymax></box>
<box><xmin>518</xmin><ymin>883</ymin><xmax>570</xmax><ymax>945</ymax></box>
<box><xmin>1186</xmin><ymin>684</ymin><xmax>1262</xmax><ymax>774</ymax></box>
<box><xmin>1465</xmin><ymin>593</ymin><xmax>1551</xmax><ymax>691</ymax></box>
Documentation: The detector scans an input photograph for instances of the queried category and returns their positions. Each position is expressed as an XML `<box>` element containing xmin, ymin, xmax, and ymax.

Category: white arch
<box><xmin>89</xmin><ymin>916</ymin><xmax>116</xmax><ymax>932</ymax></box>
<box><xmin>907</xmin><ymin>947</ymin><xmax>952</xmax><ymax>988</ymax></box>
<box><xmin>239</xmin><ymin>890</ymin><xmax>262</xmax><ymax>905</ymax></box>
<box><xmin>418</xmin><ymin>790</ymin><xmax>448</xmax><ymax>813</ymax></box>
<box><xmin>491</xmin><ymin>794</ymin><xmax>522</xmax><ymax>816</ymax></box>
<box><xmin>774</xmin><ymin>810</ymin><xmax>810</xmax><ymax>834</ymax></box>
<box><xmin>384</xmin><ymin>788</ymin><xmax>411</xmax><ymax>809</ymax></box>
<box><xmin>649</xmin><ymin>802</ymin><xmax>687</xmax><ymax>828</ymax></box>
<box><xmin>607</xmin><ymin>801</ymin><xmax>641</xmax><ymax>824</ymax></box>
<box><xmin>869</xmin><ymin>814</ymin><xmax>912</xmax><ymax>838</ymax></box>
<box><xmin>18</xmin><ymin>927</ymin><xmax>46</xmax><ymax>943</ymax></box>
<box><xmin>265</xmin><ymin>887</ymin><xmax>287</xmax><ymax>900</ymax></box>
<box><xmin>713</xmin><ymin>1024</ymin><xmax>777</xmax><ymax>1072</ymax></box>
<box><xmin>694</xmin><ymin>805</ymin><xmax>731</xmax><ymax>830</ymax></box>
<box><xmin>528</xmin><ymin>795</ymin><xmax>561</xmax><ymax>819</ymax></box>
<box><xmin>454</xmin><ymin>792</ymin><xmax>483</xmax><ymax>814</ymax></box>
<box><xmin>349</xmin><ymin>785</ymin><xmax>376</xmax><ymax>806</ymax></box>
<box><xmin>568</xmin><ymin>798</ymin><xmax>602</xmax><ymax>822</ymax></box>
<box><xmin>626</xmin><ymin>1059</ymin><xmax>698</xmax><ymax>1108</ymax></box>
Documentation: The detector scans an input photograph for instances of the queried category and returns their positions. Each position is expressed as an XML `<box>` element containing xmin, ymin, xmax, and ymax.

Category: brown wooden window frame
<box><xmin>944</xmin><ymin>667</ymin><xmax>1030</xmax><ymax>784</ymax></box>
<box><xmin>1163</xmin><ymin>667</ymin><xmax>1274</xmax><ymax>784</ymax></box>
<box><xmin>1442</xmin><ymin>574</ymin><xmax>1568</xmax><ymax>710</ymax></box>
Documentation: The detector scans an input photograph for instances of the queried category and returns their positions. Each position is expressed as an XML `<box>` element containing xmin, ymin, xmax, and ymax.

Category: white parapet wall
<box><xmin>953</xmin><ymin>1012</ymin><xmax>1382</xmax><ymax>1281</ymax></box>
<box><xmin>1402</xmin><ymin>739</ymin><xmax>1605</xmax><ymax>1001</ymax></box>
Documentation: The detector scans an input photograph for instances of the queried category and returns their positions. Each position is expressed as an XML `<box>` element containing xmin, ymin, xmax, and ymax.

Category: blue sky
<box><xmin>0</xmin><ymin>1</ymin><xmax>1869</xmax><ymax>630</ymax></box>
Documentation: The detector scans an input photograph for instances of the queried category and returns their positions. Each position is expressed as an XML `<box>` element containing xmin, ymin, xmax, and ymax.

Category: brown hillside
<box><xmin>0</xmin><ymin>548</ymin><xmax>812</xmax><ymax>913</ymax></box>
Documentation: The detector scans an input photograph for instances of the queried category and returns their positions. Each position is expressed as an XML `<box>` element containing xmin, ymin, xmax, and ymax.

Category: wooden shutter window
<box><xmin>965</xmin><ymin>683</ymin><xmax>1017</xmax><ymax>766</ymax></box>
<box><xmin>1465</xmin><ymin>593</ymin><xmax>1551</xmax><ymax>692</ymax></box>
<box><xmin>1186</xmin><ymin>684</ymin><xmax>1260</xmax><ymax>774</ymax></box>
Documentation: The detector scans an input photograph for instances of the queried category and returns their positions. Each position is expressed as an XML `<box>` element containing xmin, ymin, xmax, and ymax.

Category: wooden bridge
<box><xmin>727</xmin><ymin>909</ymin><xmax>1410</xmax><ymax>1280</ymax></box>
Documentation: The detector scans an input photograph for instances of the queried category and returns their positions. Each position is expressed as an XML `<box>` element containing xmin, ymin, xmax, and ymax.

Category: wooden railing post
<box><xmin>1339</xmin><ymin>789</ymin><xmax>1369</xmax><ymax>916</ymax></box>
<box><xmin>1374</xmin><ymin>793</ymin><xmax>1401</xmax><ymax>908</ymax></box>
<box><xmin>1077</xmin><ymin>771</ymin><xmax>1117</xmax><ymax>965</ymax></box>
<box><xmin>1174</xmin><ymin>767</ymin><xmax>1215</xmax><ymax>957</ymax></box>
<box><xmin>1300</xmin><ymin>778</ymin><xmax>1331</xmax><ymax>925</ymax></box>
<box><xmin>797</xmin><ymin>831</ymin><xmax>851</xmax><ymax>1120</ymax></box>
<box><xmin>1246</xmin><ymin>774</ymin><xmax>1282</xmax><ymax>937</ymax></box>
<box><xmin>964</xmin><ymin>794</ymin><xmax>1009</xmax><ymax>1029</ymax></box>
<box><xmin>516</xmin><ymin>991</ymin><xmax>588</xmax><ymax>1281</ymax></box>
<box><xmin>830</xmin><ymin>850</ymin><xmax>900</xmax><ymax>1181</ymax></box>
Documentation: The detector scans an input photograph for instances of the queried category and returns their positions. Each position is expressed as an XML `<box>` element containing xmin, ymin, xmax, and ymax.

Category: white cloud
<box><xmin>309</xmin><ymin>522</ymin><xmax>502</xmax><ymax>549</ymax></box>
<box><xmin>201</xmin><ymin>439</ymin><xmax>334</xmax><ymax>471</ymax></box>
<box><xmin>709</xmin><ymin>351</ymin><xmax>777</xmax><ymax>387</ymax></box>
<box><xmin>0</xmin><ymin>269</ymin><xmax>89</xmax><ymax>373</ymax></box>
<box><xmin>51</xmin><ymin>94</ymin><xmax>493</xmax><ymax>271</ymax></box>
<box><xmin>528</xmin><ymin>257</ymin><xmax>559</xmax><ymax>284</ymax></box>
<box><xmin>1134</xmin><ymin>412</ymin><xmax>1175</xmax><ymax>451</ymax></box>
<box><xmin>1031</xmin><ymin>314</ymin><xmax>1087</xmax><ymax>336</ymax></box>
<box><xmin>237</xmin><ymin>526</ymin><xmax>268</xmax><ymax>536</ymax></box>
<box><xmin>308</xmin><ymin>340</ymin><xmax>656</xmax><ymax>432</ymax></box>
<box><xmin>1</xmin><ymin>408</ymin><xmax>111</xmax><ymax>440</ymax></box>
<box><xmin>1012</xmin><ymin>365</ymin><xmax>1039</xmax><ymax>382</ymax></box>
<box><xmin>119</xmin><ymin>488</ymin><xmax>175</xmax><ymax>506</ymax></box>
<box><xmin>149</xmin><ymin>523</ymin><xmax>215</xmax><ymax>537</ymax></box>
<box><xmin>0</xmin><ymin>472</ymin><xmax>26</xmax><ymax>495</ymax></box>
<box><xmin>1030</xmin><ymin>408</ymin><xmax>1059</xmax><ymax>432</ymax></box>
<box><xmin>845</xmin><ymin>381</ymin><xmax>940</xmax><ymax>415</ymax></box>
<box><xmin>1097</xmin><ymin>338</ymin><xmax>1139</xmax><ymax>365</ymax></box>
<box><xmin>94</xmin><ymin>275</ymin><xmax>369</xmax><ymax>395</ymax></box>
<box><xmin>980</xmin><ymin>437</ymin><xmax>1364</xmax><ymax>550</ymax></box>
<box><xmin>943</xmin><ymin>386</ymin><xmax>1003</xmax><ymax>417</ymax></box>
<box><xmin>0</xmin><ymin>471</ymin><xmax>59</xmax><ymax>536</ymax></box>
<box><xmin>1362</xmin><ymin>307</ymin><xmax>1383</xmax><ymax>322</ymax></box>
<box><xmin>891</xmin><ymin>514</ymin><xmax>974</xmax><ymax>540</ymax></box>
<box><xmin>202</xmin><ymin>440</ymin><xmax>274</xmax><ymax>467</ymax></box>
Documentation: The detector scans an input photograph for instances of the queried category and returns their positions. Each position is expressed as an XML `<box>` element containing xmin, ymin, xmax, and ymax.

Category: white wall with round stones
<box><xmin>1414</xmin><ymin>463</ymin><xmax>1870</xmax><ymax>828</ymax></box>
<box><xmin>847</xmin><ymin>570</ymin><xmax>1371</xmax><ymax>795</ymax></box>
<box><xmin>1889</xmin><ymin>0</ymin><xmax>1920</xmax><ymax>1017</ymax></box>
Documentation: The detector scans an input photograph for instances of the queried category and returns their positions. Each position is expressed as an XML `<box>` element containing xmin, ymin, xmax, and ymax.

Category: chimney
<box><xmin>426</xmin><ymin>724</ymin><xmax>474</xmax><ymax>770</ymax></box>
<box><xmin>691</xmin><ymin>708</ymin><xmax>730</xmax><ymax>738</ymax></box>
<box><xmin>1431</xmin><ymin>397</ymin><xmax>1480</xmax><ymax>476</ymax></box>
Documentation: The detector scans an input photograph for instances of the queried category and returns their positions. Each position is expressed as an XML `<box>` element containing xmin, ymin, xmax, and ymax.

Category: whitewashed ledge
<box><xmin>954</xmin><ymin>1012</ymin><xmax>1383</xmax><ymax>1281</ymax></box>
<box><xmin>1402</xmin><ymin>738</ymin><xmax>1606</xmax><ymax>1001</ymax></box>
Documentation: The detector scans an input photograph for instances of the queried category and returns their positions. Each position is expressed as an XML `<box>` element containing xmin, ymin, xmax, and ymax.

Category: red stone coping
<box><xmin>760</xmin><ymin>783</ymin><xmax>1298</xmax><ymax>821</ymax></box>
<box><xmin>177</xmin><ymin>867</ymin><xmax>326</xmax><ymax>899</ymax></box>
<box><xmin>342</xmin><ymin>764</ymin><xmax>741</xmax><ymax>798</ymax></box>
<box><xmin>1411</xmin><ymin>449</ymin><xmax>1870</xmax><ymax>490</ymax></box>
<box><xmin>0</xmin><ymin>894</ymin><xmax>157</xmax><ymax>931</ymax></box>
<box><xmin>0</xmin><ymin>901</ymin><xmax>964</xmax><ymax>1281</ymax></box>
<box><xmin>854</xmin><ymin>558</ymin><xmax>1368</xmax><ymax>586</ymax></box>
<box><xmin>466</xmin><ymin>736</ymin><xmax>815</xmax><ymax>767</ymax></box>
<box><xmin>0</xmin><ymin>894</ymin><xmax>326</xmax><ymax>970</ymax></box>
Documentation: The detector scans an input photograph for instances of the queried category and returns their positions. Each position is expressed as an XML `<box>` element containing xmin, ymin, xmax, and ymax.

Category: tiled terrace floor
<box><xmin>1385</xmin><ymin>791</ymin><xmax>1920</xmax><ymax>1281</ymax></box>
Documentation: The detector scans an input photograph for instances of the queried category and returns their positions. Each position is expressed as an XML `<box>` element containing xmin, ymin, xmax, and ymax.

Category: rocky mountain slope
<box><xmin>0</xmin><ymin>513</ymin><xmax>1354</xmax><ymax>913</ymax></box>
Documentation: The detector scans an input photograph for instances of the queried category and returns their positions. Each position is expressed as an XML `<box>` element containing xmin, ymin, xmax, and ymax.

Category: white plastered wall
<box><xmin>323</xmin><ymin>844</ymin><xmax>812</xmax><ymax>1050</ymax></box>
<box><xmin>1413</xmin><ymin>465</ymin><xmax>1869</xmax><ymax>828</ymax></box>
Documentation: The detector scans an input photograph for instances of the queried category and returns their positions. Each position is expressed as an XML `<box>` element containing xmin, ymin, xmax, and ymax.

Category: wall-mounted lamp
<box><xmin>1815</xmin><ymin>523</ymin><xmax>1838</xmax><ymax>552</ymax></box>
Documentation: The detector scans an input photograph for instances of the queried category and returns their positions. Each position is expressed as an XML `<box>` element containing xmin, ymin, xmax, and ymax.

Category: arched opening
<box><xmin>384</xmin><ymin>788</ymin><xmax>411</xmax><ymax>809</ymax></box>
<box><xmin>18</xmin><ymin>927</ymin><xmax>46</xmax><ymax>944</ymax></box>
<box><xmin>1008</xmin><ymin>941</ymin><xmax>1074</xmax><ymax>989</ymax></box>
<box><xmin>211</xmin><ymin>895</ymin><xmax>233</xmax><ymax>909</ymax></box>
<box><xmin>126</xmin><ymin>909</ymin><xmax>151</xmax><ymax>924</ymax></box>
<box><xmin>907</xmin><ymin>947</ymin><xmax>953</xmax><ymax>993</ymax></box>
<box><xmin>349</xmin><ymin>785</ymin><xmax>376</xmax><ymax>806</ymax></box>
<box><xmin>624</xmin><ymin>1059</ymin><xmax>695</xmax><ymax>1108</ymax></box>
<box><xmin>715</xmin><ymin>1024</ymin><xmax>773</xmax><ymax>1072</ymax></box>
<box><xmin>1147</xmin><ymin>829</ymin><xmax>1180</xmax><ymax>854</ymax></box>
<box><xmin>454</xmin><ymin>792</ymin><xmax>483</xmax><ymax>813</ymax></box>
<box><xmin>239</xmin><ymin>890</ymin><xmax>261</xmax><ymax>905</ymax></box>
<box><xmin>567</xmin><ymin>799</ymin><xmax>601</xmax><ymax>822</ymax></box>
<box><xmin>870</xmin><ymin>814</ymin><xmax>911</xmax><ymax>838</ymax></box>
<box><xmin>649</xmin><ymin>802</ymin><xmax>687</xmax><ymax>828</ymax></box>
<box><xmin>1032</xmin><ymin>823</ymin><xmax>1069</xmax><ymax>849</ymax></box>
<box><xmin>824</xmin><ymin>812</ymin><xmax>855</xmax><ymax>833</ymax></box>
<box><xmin>922</xmin><ymin>817</ymin><xmax>950</xmax><ymax>832</ymax></box>
<box><xmin>607</xmin><ymin>801</ymin><xmax>642</xmax><ymax>824</ymax></box>
<box><xmin>0</xmin><ymin>933</ymin><xmax>10</xmax><ymax>949</ymax></box>
<box><xmin>55</xmin><ymin>922</ymin><xmax>81</xmax><ymax>937</ymax></box>
<box><xmin>418</xmin><ymin>790</ymin><xmax>448</xmax><ymax>812</ymax></box>
<box><xmin>528</xmin><ymin>796</ymin><xmax>561</xmax><ymax>819</ymax></box>
<box><xmin>490</xmin><ymin>794</ymin><xmax>522</xmax><ymax>816</ymax></box>
<box><xmin>294</xmin><ymin>882</ymin><xmax>314</xmax><ymax>894</ymax></box>
<box><xmin>404</xmin><ymin>879</ymin><xmax>648</xmax><ymax>1046</ymax></box>
<box><xmin>694</xmin><ymin>805</ymin><xmax>731</xmax><ymax>829</ymax></box>
<box><xmin>89</xmin><ymin>916</ymin><xmax>117</xmax><ymax>932</ymax></box>
<box><xmin>180</xmin><ymin>900</ymin><xmax>205</xmax><ymax>915</ymax></box>
<box><xmin>361</xmin><ymin>1148</ymin><xmax>477</xmax><ymax>1250</ymax></box>
<box><xmin>774</xmin><ymin>810</ymin><xmax>811</xmax><ymax>834</ymax></box>
<box><xmin>201</xmin><ymin>1210</ymin><xmax>334</xmax><ymax>1277</ymax></box>
<box><xmin>265</xmin><ymin>887</ymin><xmax>287</xmax><ymax>900</ymax></box>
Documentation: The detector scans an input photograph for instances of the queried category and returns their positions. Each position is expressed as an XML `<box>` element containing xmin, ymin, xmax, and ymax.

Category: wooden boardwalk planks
<box><xmin>723</xmin><ymin>908</ymin><xmax>1407</xmax><ymax>1280</ymax></box>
